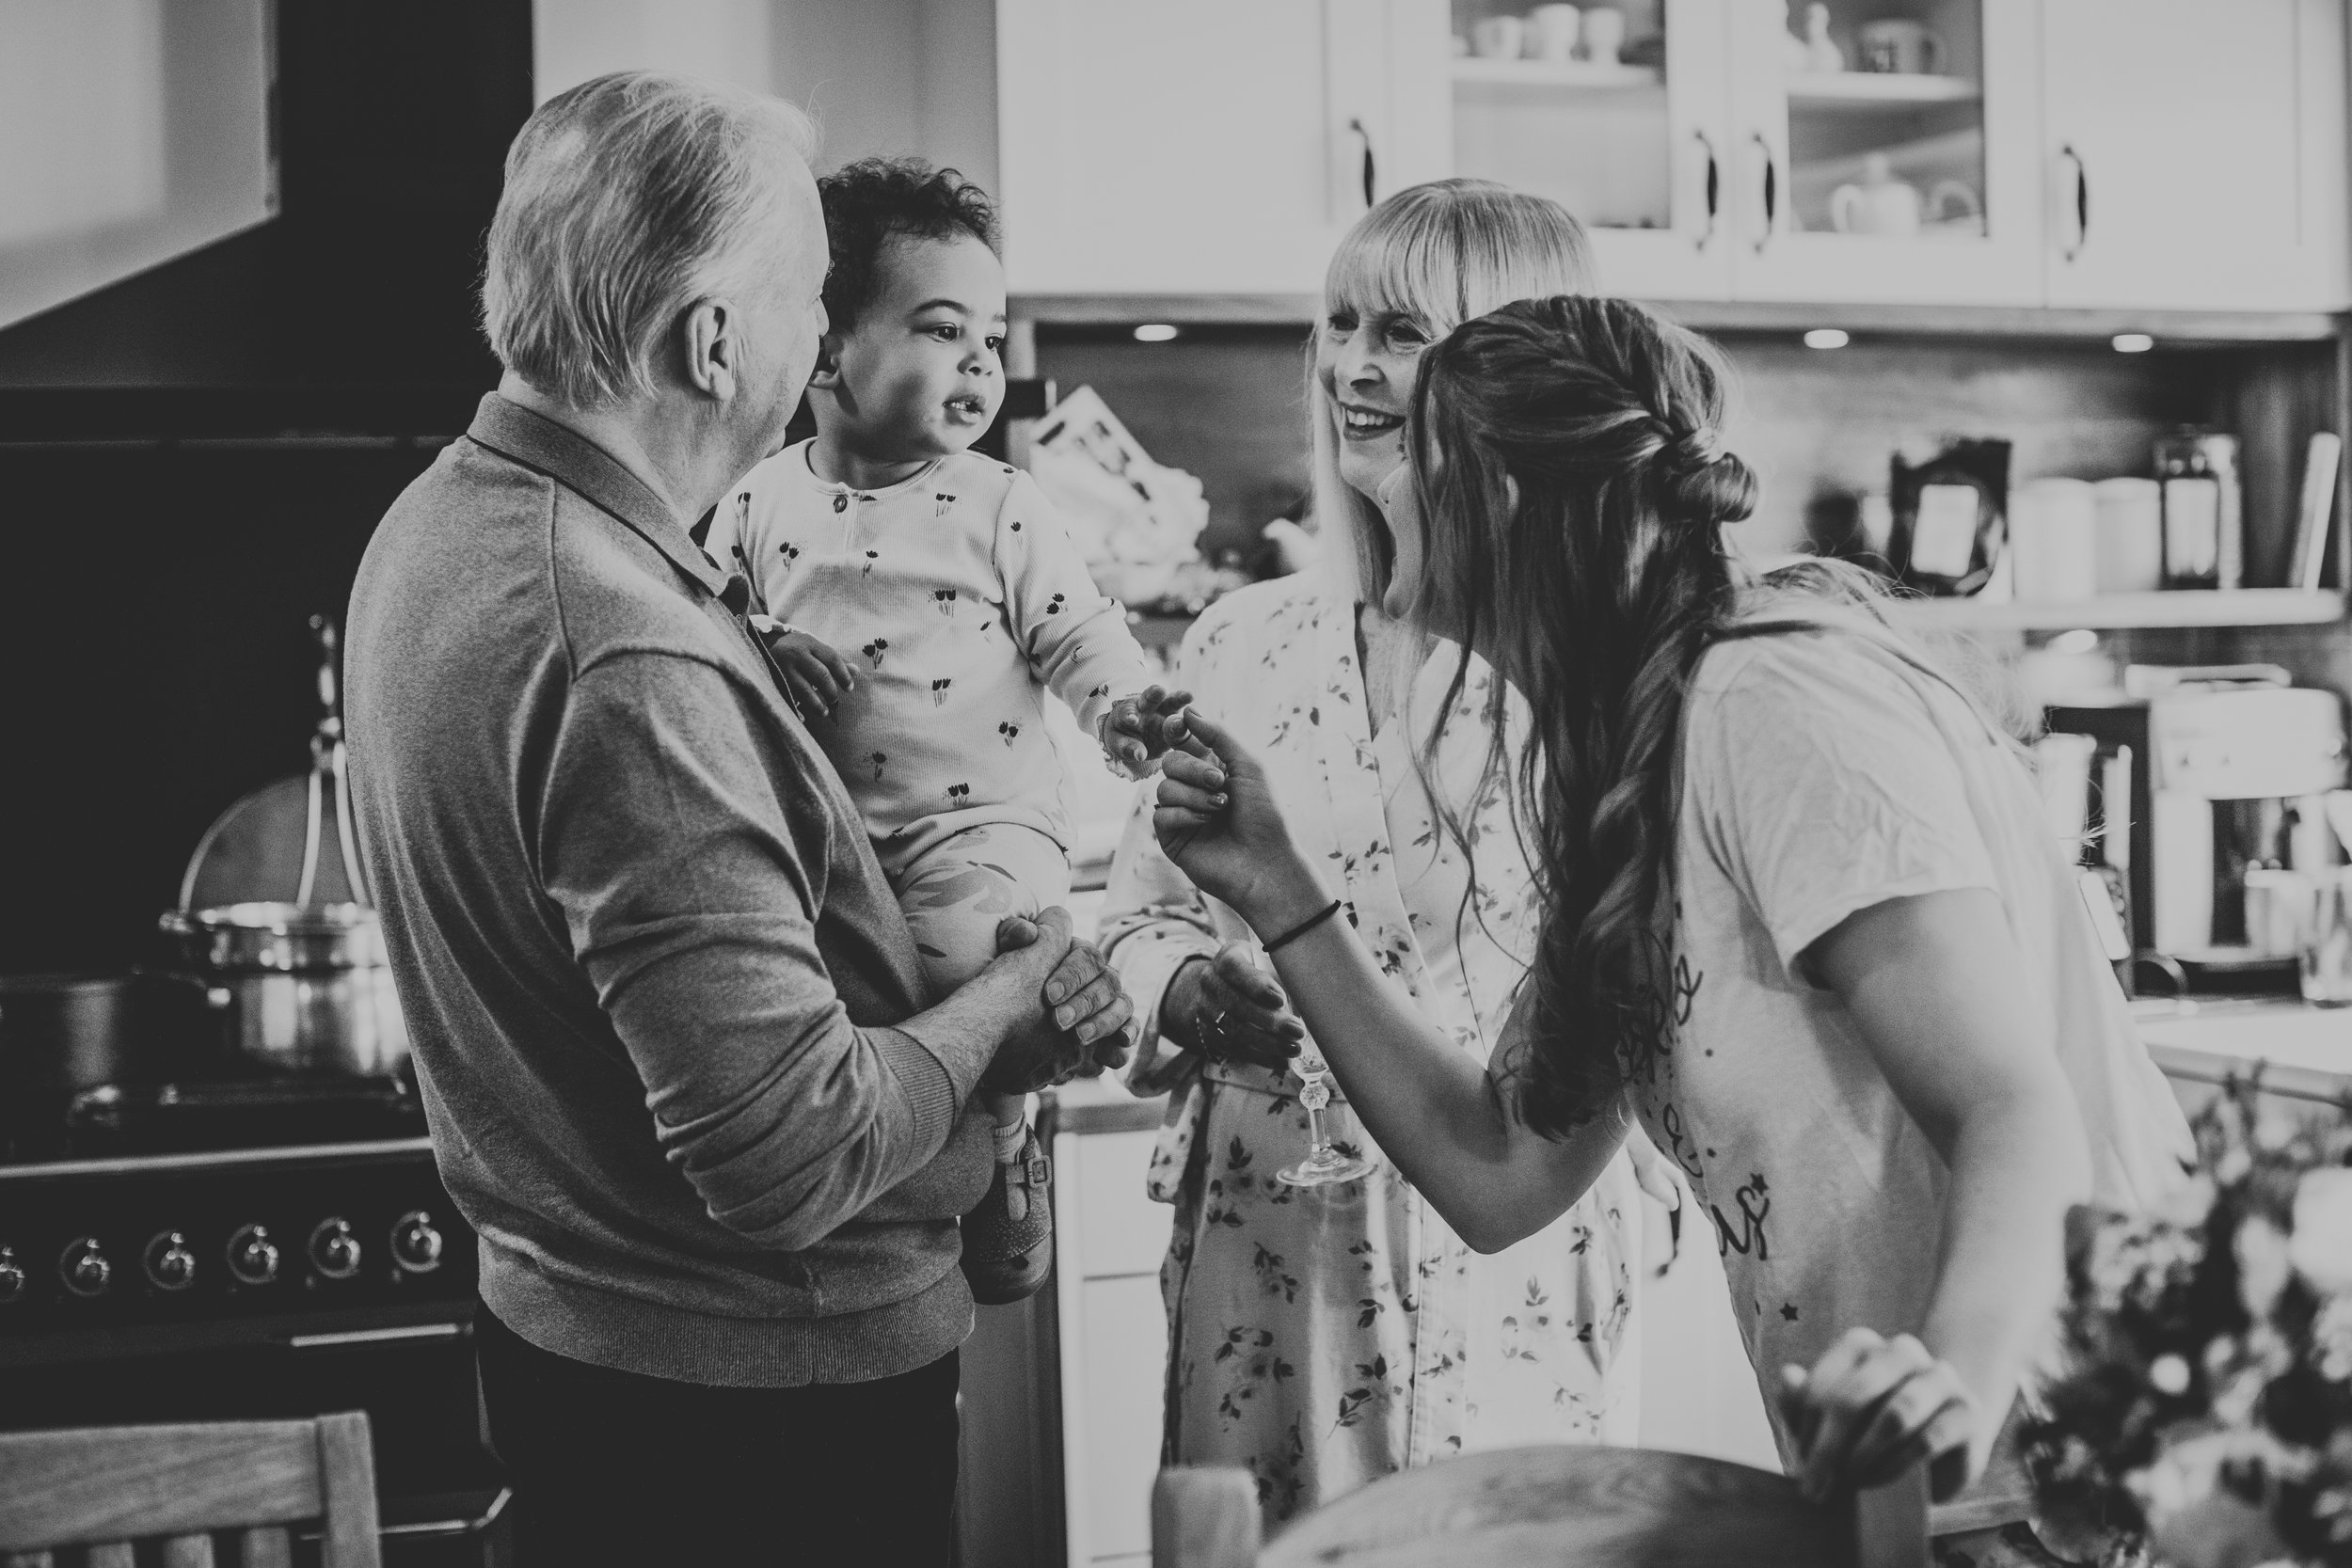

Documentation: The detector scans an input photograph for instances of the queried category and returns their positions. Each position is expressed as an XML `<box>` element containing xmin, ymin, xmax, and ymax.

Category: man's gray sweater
<box><xmin>345</xmin><ymin>394</ymin><xmax>994</xmax><ymax>1386</ymax></box>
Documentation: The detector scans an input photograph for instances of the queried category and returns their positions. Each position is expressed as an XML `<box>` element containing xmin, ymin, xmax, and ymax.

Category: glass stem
<box><xmin>1302</xmin><ymin>1092</ymin><xmax>1331</xmax><ymax>1151</ymax></box>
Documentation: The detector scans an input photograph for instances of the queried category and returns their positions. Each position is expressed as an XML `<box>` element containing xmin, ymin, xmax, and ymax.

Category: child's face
<box><xmin>819</xmin><ymin>232</ymin><xmax>1008</xmax><ymax>462</ymax></box>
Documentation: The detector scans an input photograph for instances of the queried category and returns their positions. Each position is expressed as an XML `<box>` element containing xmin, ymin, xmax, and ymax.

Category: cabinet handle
<box><xmin>1348</xmin><ymin>118</ymin><xmax>1376</xmax><ymax>209</ymax></box>
<box><xmin>1751</xmin><ymin>133</ymin><xmax>1777</xmax><ymax>253</ymax></box>
<box><xmin>1693</xmin><ymin>129</ymin><xmax>1720</xmax><ymax>250</ymax></box>
<box><xmin>2059</xmin><ymin>143</ymin><xmax>2090</xmax><ymax>261</ymax></box>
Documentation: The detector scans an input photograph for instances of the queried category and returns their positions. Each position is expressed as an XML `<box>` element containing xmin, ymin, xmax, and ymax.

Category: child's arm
<box><xmin>996</xmin><ymin>473</ymin><xmax>1158</xmax><ymax>765</ymax></box>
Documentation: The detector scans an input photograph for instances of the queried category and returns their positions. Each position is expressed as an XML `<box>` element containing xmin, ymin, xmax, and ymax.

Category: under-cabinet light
<box><xmin>1133</xmin><ymin>324</ymin><xmax>1180</xmax><ymax>342</ymax></box>
<box><xmin>1803</xmin><ymin>328</ymin><xmax>1850</xmax><ymax>350</ymax></box>
<box><xmin>2112</xmin><ymin>333</ymin><xmax>2154</xmax><ymax>354</ymax></box>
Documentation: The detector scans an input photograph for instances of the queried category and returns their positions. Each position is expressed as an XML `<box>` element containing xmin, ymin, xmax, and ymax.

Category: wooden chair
<box><xmin>1152</xmin><ymin>1445</ymin><xmax>1932</xmax><ymax>1568</ymax></box>
<box><xmin>0</xmin><ymin>1410</ymin><xmax>382</xmax><ymax>1568</ymax></box>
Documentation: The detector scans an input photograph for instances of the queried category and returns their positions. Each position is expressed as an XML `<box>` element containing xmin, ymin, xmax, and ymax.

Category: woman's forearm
<box><xmin>1812</xmin><ymin>889</ymin><xmax>2092</xmax><ymax>1479</ymax></box>
<box><xmin>1918</xmin><ymin>1085</ymin><xmax>2083</xmax><ymax>1473</ymax></box>
<box><xmin>1254</xmin><ymin>864</ymin><xmax>1626</xmax><ymax>1252</ymax></box>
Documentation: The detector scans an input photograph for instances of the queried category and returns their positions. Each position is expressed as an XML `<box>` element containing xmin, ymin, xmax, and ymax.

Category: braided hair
<box><xmin>1406</xmin><ymin>295</ymin><xmax>1757</xmax><ymax>1138</ymax></box>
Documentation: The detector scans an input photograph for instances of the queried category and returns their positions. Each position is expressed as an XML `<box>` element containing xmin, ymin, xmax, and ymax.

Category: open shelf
<box><xmin>1786</xmin><ymin>72</ymin><xmax>1982</xmax><ymax>109</ymax></box>
<box><xmin>1450</xmin><ymin>58</ymin><xmax>1664</xmax><ymax>90</ymax></box>
<box><xmin>1886</xmin><ymin>588</ymin><xmax>2344</xmax><ymax>633</ymax></box>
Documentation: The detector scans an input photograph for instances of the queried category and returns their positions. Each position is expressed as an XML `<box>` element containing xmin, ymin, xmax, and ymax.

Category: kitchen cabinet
<box><xmin>2041</xmin><ymin>0</ymin><xmax>2350</xmax><ymax>311</ymax></box>
<box><xmin>1390</xmin><ymin>0</ymin><xmax>1738</xmax><ymax>299</ymax></box>
<box><xmin>1403</xmin><ymin>0</ymin><xmax>2045</xmax><ymax>305</ymax></box>
<box><xmin>1047</xmin><ymin>1101</ymin><xmax>1174</xmax><ymax>1568</ymax></box>
<box><xmin>995</xmin><ymin>0</ymin><xmax>1447</xmax><ymax>296</ymax></box>
<box><xmin>1724</xmin><ymin>0</ymin><xmax>2047</xmax><ymax>305</ymax></box>
<box><xmin>1000</xmin><ymin>0</ymin><xmax>2351</xmax><ymax>315</ymax></box>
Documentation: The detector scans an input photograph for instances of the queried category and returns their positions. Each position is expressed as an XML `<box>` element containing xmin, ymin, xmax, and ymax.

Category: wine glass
<box><xmin>1276</xmin><ymin>1040</ymin><xmax>1375</xmax><ymax>1188</ymax></box>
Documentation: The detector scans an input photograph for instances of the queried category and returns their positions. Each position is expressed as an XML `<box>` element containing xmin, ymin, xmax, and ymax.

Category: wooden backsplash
<box><xmin>1036</xmin><ymin>323</ymin><xmax>2338</xmax><ymax>568</ymax></box>
<box><xmin>1034</xmin><ymin>320</ymin><xmax>2348</xmax><ymax>692</ymax></box>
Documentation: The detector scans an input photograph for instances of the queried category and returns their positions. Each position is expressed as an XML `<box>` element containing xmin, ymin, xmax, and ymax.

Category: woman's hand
<box><xmin>1163</xmin><ymin>943</ymin><xmax>1304</xmax><ymax>1070</ymax></box>
<box><xmin>1777</xmin><ymin>1327</ymin><xmax>1978</xmax><ymax>1505</ymax></box>
<box><xmin>1153</xmin><ymin>709</ymin><xmax>1327</xmax><ymax>932</ymax></box>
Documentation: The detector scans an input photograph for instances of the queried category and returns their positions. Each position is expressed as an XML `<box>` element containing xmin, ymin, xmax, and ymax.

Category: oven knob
<box><xmin>0</xmin><ymin>1249</ymin><xmax>24</xmax><ymax>1305</ymax></box>
<box><xmin>309</xmin><ymin>1219</ymin><xmax>361</xmax><ymax>1281</ymax></box>
<box><xmin>143</xmin><ymin>1231</ymin><xmax>198</xmax><ymax>1292</ymax></box>
<box><xmin>227</xmin><ymin>1225</ymin><xmax>281</xmax><ymax>1287</ymax></box>
<box><xmin>59</xmin><ymin>1237</ymin><xmax>111</xmax><ymax>1298</ymax></box>
<box><xmin>389</xmin><ymin>1211</ymin><xmax>444</xmax><ymax>1275</ymax></box>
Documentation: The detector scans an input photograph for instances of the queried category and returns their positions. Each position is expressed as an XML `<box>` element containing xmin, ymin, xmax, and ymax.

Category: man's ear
<box><xmin>681</xmin><ymin>297</ymin><xmax>737</xmax><ymax>402</ymax></box>
<box><xmin>805</xmin><ymin>330</ymin><xmax>847</xmax><ymax>390</ymax></box>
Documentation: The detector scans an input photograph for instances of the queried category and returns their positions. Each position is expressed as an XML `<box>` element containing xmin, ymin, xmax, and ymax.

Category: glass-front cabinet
<box><xmin>1395</xmin><ymin>0</ymin><xmax>2044</xmax><ymax>304</ymax></box>
<box><xmin>1394</xmin><ymin>0</ymin><xmax>1735</xmax><ymax>298</ymax></box>
<box><xmin>1728</xmin><ymin>0</ymin><xmax>2042</xmax><ymax>302</ymax></box>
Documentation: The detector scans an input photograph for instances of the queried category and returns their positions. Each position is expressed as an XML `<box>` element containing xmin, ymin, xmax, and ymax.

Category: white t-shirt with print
<box><xmin>1631</xmin><ymin>621</ymin><xmax>2191</xmax><ymax>1531</ymax></box>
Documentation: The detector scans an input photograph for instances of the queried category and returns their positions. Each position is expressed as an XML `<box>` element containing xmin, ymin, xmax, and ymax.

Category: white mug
<box><xmin>1581</xmin><ymin>7</ymin><xmax>1626</xmax><ymax>64</ymax></box>
<box><xmin>1470</xmin><ymin>15</ymin><xmax>1526</xmax><ymax>59</ymax></box>
<box><xmin>1857</xmin><ymin>19</ymin><xmax>1943</xmax><ymax>74</ymax></box>
<box><xmin>1530</xmin><ymin>5</ymin><xmax>1581</xmax><ymax>62</ymax></box>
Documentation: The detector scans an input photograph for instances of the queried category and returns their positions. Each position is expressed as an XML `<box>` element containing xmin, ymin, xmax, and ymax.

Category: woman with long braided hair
<box><xmin>1152</xmin><ymin>294</ymin><xmax>2191</xmax><ymax>1564</ymax></box>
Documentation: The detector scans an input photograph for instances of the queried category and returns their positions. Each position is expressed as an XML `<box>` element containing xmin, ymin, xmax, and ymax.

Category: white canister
<box><xmin>1530</xmin><ymin>5</ymin><xmax>1581</xmax><ymax>61</ymax></box>
<box><xmin>2093</xmin><ymin>477</ymin><xmax>2164</xmax><ymax>594</ymax></box>
<box><xmin>2011</xmin><ymin>477</ymin><xmax>2098</xmax><ymax>603</ymax></box>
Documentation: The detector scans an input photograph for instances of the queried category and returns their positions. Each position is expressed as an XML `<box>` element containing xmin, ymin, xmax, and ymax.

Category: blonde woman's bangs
<box><xmin>1322</xmin><ymin>179</ymin><xmax>1598</xmax><ymax>335</ymax></box>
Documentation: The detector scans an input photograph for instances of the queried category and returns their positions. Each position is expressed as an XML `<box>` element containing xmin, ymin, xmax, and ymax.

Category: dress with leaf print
<box><xmin>1098</xmin><ymin>575</ymin><xmax>1668</xmax><ymax>1528</ymax></box>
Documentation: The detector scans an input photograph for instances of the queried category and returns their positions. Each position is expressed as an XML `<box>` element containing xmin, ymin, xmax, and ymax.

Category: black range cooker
<box><xmin>0</xmin><ymin>1078</ymin><xmax>509</xmax><ymax>1564</ymax></box>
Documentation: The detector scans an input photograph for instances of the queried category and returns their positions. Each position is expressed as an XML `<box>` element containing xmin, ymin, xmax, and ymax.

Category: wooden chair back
<box><xmin>1153</xmin><ymin>1444</ymin><xmax>1931</xmax><ymax>1568</ymax></box>
<box><xmin>0</xmin><ymin>1410</ymin><xmax>381</xmax><ymax>1568</ymax></box>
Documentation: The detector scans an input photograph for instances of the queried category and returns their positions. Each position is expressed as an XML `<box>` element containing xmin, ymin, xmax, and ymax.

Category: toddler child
<box><xmin>707</xmin><ymin>158</ymin><xmax>1180</xmax><ymax>1302</ymax></box>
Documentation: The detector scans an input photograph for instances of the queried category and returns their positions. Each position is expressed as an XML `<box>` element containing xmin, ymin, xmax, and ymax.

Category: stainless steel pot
<box><xmin>157</xmin><ymin>901</ymin><xmax>409</xmax><ymax>1079</ymax></box>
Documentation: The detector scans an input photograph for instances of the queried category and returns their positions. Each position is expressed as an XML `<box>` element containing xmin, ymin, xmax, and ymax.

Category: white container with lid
<box><xmin>2012</xmin><ymin>477</ymin><xmax>2098</xmax><ymax>603</ymax></box>
<box><xmin>2093</xmin><ymin>476</ymin><xmax>2164</xmax><ymax>594</ymax></box>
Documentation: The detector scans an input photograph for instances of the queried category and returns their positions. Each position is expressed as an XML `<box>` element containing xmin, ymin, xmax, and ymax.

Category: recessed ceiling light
<box><xmin>2111</xmin><ymin>333</ymin><xmax>2154</xmax><ymax>353</ymax></box>
<box><xmin>1133</xmin><ymin>324</ymin><xmax>1180</xmax><ymax>342</ymax></box>
<box><xmin>2049</xmin><ymin>628</ymin><xmax>2100</xmax><ymax>655</ymax></box>
<box><xmin>1803</xmin><ymin>328</ymin><xmax>1850</xmax><ymax>350</ymax></box>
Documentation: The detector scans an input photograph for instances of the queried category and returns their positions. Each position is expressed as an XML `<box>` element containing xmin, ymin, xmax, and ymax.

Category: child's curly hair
<box><xmin>818</xmin><ymin>158</ymin><xmax>1000</xmax><ymax>334</ymax></box>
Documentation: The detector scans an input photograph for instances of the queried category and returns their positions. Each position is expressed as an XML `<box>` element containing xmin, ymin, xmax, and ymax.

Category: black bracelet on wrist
<box><xmin>1261</xmin><ymin>899</ymin><xmax>1343</xmax><ymax>957</ymax></box>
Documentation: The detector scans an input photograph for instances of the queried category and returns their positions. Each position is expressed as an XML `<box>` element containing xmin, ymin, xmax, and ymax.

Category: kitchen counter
<box><xmin>2133</xmin><ymin>997</ymin><xmax>2352</xmax><ymax>1105</ymax></box>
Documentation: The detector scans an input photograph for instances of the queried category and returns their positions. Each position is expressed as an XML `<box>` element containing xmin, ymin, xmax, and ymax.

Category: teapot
<box><xmin>1830</xmin><ymin>153</ymin><xmax>1922</xmax><ymax>236</ymax></box>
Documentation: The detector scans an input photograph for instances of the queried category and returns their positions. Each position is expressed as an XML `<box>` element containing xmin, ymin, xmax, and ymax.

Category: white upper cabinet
<box><xmin>1726</xmin><ymin>0</ymin><xmax>2046</xmax><ymax>304</ymax></box>
<box><xmin>2042</xmin><ymin>0</ymin><xmax>2350</xmax><ymax>311</ymax></box>
<box><xmin>1390</xmin><ymin>0</ymin><xmax>1738</xmax><ymax>300</ymax></box>
<box><xmin>996</xmin><ymin>0</ymin><xmax>2349</xmax><ymax>311</ymax></box>
<box><xmin>996</xmin><ymin>0</ymin><xmax>1445</xmax><ymax>295</ymax></box>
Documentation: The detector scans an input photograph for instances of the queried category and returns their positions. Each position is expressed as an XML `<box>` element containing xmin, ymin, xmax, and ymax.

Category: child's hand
<box><xmin>1100</xmin><ymin>685</ymin><xmax>1195</xmax><ymax>773</ymax></box>
<box><xmin>752</xmin><ymin>617</ymin><xmax>856</xmax><ymax>721</ymax></box>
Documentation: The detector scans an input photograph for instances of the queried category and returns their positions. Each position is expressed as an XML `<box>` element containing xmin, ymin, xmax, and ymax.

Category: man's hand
<box><xmin>751</xmin><ymin>617</ymin><xmax>855</xmax><ymax>721</ymax></box>
<box><xmin>1099</xmin><ymin>684</ymin><xmax>1195</xmax><ymax>774</ymax></box>
<box><xmin>981</xmin><ymin>908</ymin><xmax>1134</xmax><ymax>1093</ymax></box>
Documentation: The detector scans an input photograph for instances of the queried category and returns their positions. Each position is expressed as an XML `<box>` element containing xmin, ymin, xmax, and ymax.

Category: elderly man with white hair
<box><xmin>343</xmin><ymin>71</ymin><xmax>1131</xmax><ymax>1564</ymax></box>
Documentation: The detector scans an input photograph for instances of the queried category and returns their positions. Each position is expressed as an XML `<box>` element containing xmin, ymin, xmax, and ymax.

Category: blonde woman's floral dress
<box><xmin>1099</xmin><ymin>576</ymin><xmax>1667</xmax><ymax>1527</ymax></box>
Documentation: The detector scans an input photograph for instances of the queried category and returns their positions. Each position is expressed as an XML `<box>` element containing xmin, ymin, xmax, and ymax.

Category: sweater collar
<box><xmin>462</xmin><ymin>393</ymin><xmax>731</xmax><ymax>599</ymax></box>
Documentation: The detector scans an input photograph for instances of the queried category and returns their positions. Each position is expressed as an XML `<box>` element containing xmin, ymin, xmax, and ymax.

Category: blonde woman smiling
<box><xmin>1097</xmin><ymin>181</ymin><xmax>1671</xmax><ymax>1526</ymax></box>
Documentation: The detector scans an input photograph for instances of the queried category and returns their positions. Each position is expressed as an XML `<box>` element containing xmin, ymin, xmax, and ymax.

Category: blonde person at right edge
<box><xmin>1096</xmin><ymin>181</ymin><xmax>1677</xmax><ymax>1527</ymax></box>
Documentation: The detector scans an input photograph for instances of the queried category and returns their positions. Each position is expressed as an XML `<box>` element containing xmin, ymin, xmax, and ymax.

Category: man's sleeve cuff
<box><xmin>869</xmin><ymin>1025</ymin><xmax>970</xmax><ymax>1145</ymax></box>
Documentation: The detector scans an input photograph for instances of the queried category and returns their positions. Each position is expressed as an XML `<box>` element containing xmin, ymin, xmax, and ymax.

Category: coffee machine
<box><xmin>2045</xmin><ymin>680</ymin><xmax>2346</xmax><ymax>984</ymax></box>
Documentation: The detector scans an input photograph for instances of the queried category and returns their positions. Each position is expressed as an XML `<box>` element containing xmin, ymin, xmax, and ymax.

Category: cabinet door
<box><xmin>1728</xmin><ymin>0</ymin><xmax>2045</xmax><ymax>304</ymax></box>
<box><xmin>2043</xmin><ymin>0</ymin><xmax>2350</xmax><ymax>311</ymax></box>
<box><xmin>1392</xmin><ymin>0</ymin><xmax>1736</xmax><ymax>300</ymax></box>
<box><xmin>996</xmin><ymin>0</ymin><xmax>1420</xmax><ymax>296</ymax></box>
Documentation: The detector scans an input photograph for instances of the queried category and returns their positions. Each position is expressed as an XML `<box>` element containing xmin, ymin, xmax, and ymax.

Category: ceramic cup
<box><xmin>1857</xmin><ymin>18</ymin><xmax>1943</xmax><ymax>74</ymax></box>
<box><xmin>1581</xmin><ymin>7</ymin><xmax>1626</xmax><ymax>64</ymax></box>
<box><xmin>1529</xmin><ymin>5</ymin><xmax>1581</xmax><ymax>62</ymax></box>
<box><xmin>1470</xmin><ymin>15</ymin><xmax>1527</xmax><ymax>59</ymax></box>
